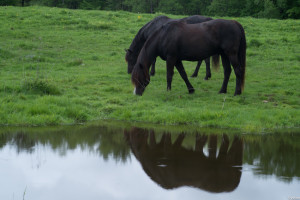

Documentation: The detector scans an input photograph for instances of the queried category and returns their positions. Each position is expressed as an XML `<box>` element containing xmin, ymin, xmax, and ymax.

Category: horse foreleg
<box><xmin>175</xmin><ymin>61</ymin><xmax>195</xmax><ymax>94</ymax></box>
<box><xmin>219</xmin><ymin>55</ymin><xmax>232</xmax><ymax>94</ymax></box>
<box><xmin>204</xmin><ymin>57</ymin><xmax>211</xmax><ymax>80</ymax></box>
<box><xmin>229</xmin><ymin>55</ymin><xmax>242</xmax><ymax>95</ymax></box>
<box><xmin>150</xmin><ymin>58</ymin><xmax>156</xmax><ymax>76</ymax></box>
<box><xmin>191</xmin><ymin>60</ymin><xmax>202</xmax><ymax>78</ymax></box>
<box><xmin>166</xmin><ymin>58</ymin><xmax>175</xmax><ymax>91</ymax></box>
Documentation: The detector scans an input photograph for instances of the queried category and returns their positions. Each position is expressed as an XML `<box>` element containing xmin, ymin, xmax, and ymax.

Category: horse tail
<box><xmin>212</xmin><ymin>54</ymin><xmax>220</xmax><ymax>70</ymax></box>
<box><xmin>236</xmin><ymin>21</ymin><xmax>246</xmax><ymax>91</ymax></box>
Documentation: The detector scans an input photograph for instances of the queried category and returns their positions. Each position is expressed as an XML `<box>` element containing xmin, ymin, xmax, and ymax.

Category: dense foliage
<box><xmin>1</xmin><ymin>0</ymin><xmax>300</xmax><ymax>19</ymax></box>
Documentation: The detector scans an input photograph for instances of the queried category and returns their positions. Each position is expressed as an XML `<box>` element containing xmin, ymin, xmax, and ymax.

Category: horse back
<box><xmin>181</xmin><ymin>15</ymin><xmax>213</xmax><ymax>24</ymax></box>
<box><xmin>184</xmin><ymin>19</ymin><xmax>243</xmax><ymax>51</ymax></box>
<box><xmin>156</xmin><ymin>19</ymin><xmax>243</xmax><ymax>60</ymax></box>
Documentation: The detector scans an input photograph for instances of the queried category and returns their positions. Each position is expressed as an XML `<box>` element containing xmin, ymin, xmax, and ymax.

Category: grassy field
<box><xmin>0</xmin><ymin>6</ymin><xmax>299</xmax><ymax>132</ymax></box>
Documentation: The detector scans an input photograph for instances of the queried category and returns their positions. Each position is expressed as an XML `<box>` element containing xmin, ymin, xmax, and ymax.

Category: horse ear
<box><xmin>126</xmin><ymin>49</ymin><xmax>132</xmax><ymax>54</ymax></box>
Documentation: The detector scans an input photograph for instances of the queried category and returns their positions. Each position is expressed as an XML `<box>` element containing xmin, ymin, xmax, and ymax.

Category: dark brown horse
<box><xmin>131</xmin><ymin>19</ymin><xmax>246</xmax><ymax>96</ymax></box>
<box><xmin>125</xmin><ymin>15</ymin><xmax>213</xmax><ymax>80</ymax></box>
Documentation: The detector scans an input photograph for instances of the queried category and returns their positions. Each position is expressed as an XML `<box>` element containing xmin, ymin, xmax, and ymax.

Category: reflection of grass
<box><xmin>23</xmin><ymin>186</ymin><xmax>27</xmax><ymax>200</ymax></box>
<box><xmin>0</xmin><ymin>7</ymin><xmax>299</xmax><ymax>131</ymax></box>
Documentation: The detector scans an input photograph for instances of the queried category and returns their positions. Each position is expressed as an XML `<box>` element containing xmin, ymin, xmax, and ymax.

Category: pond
<box><xmin>0</xmin><ymin>123</ymin><xmax>299</xmax><ymax>200</ymax></box>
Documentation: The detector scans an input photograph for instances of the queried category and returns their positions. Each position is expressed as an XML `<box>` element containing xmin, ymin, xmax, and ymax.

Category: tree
<box><xmin>0</xmin><ymin>0</ymin><xmax>19</xmax><ymax>6</ymax></box>
<box><xmin>157</xmin><ymin>0</ymin><xmax>184</xmax><ymax>14</ymax></box>
<box><xmin>258</xmin><ymin>0</ymin><xmax>280</xmax><ymax>18</ymax></box>
<box><xmin>123</xmin><ymin>0</ymin><xmax>156</xmax><ymax>13</ymax></box>
<box><xmin>2</xmin><ymin>0</ymin><xmax>298</xmax><ymax>19</ymax></box>
<box><xmin>185</xmin><ymin>0</ymin><xmax>211</xmax><ymax>15</ymax></box>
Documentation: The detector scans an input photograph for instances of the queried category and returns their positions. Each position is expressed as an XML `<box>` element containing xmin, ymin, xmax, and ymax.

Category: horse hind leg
<box><xmin>166</xmin><ymin>58</ymin><xmax>176</xmax><ymax>91</ymax></box>
<box><xmin>219</xmin><ymin>54</ymin><xmax>232</xmax><ymax>94</ymax></box>
<box><xmin>191</xmin><ymin>60</ymin><xmax>202</xmax><ymax>78</ymax></box>
<box><xmin>204</xmin><ymin>57</ymin><xmax>211</xmax><ymax>80</ymax></box>
<box><xmin>150</xmin><ymin>58</ymin><xmax>156</xmax><ymax>76</ymax></box>
<box><xmin>228</xmin><ymin>54</ymin><xmax>242</xmax><ymax>95</ymax></box>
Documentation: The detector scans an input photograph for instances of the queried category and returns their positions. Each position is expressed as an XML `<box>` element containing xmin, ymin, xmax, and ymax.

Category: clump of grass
<box><xmin>59</xmin><ymin>10</ymin><xmax>71</xmax><ymax>15</ymax></box>
<box><xmin>65</xmin><ymin>107</ymin><xmax>88</xmax><ymax>123</ymax></box>
<box><xmin>91</xmin><ymin>55</ymin><xmax>99</xmax><ymax>60</ymax></box>
<box><xmin>27</xmin><ymin>104</ymin><xmax>51</xmax><ymax>115</ymax></box>
<box><xmin>68</xmin><ymin>59</ymin><xmax>84</xmax><ymax>66</ymax></box>
<box><xmin>19</xmin><ymin>43</ymin><xmax>37</xmax><ymax>50</ymax></box>
<box><xmin>22</xmin><ymin>79</ymin><xmax>61</xmax><ymax>95</ymax></box>
<box><xmin>23</xmin><ymin>54</ymin><xmax>47</xmax><ymax>62</ymax></box>
<box><xmin>281</xmin><ymin>37</ymin><xmax>288</xmax><ymax>42</ymax></box>
<box><xmin>78</xmin><ymin>21</ymin><xmax>114</xmax><ymax>30</ymax></box>
<box><xmin>248</xmin><ymin>39</ymin><xmax>263</xmax><ymax>48</ymax></box>
<box><xmin>0</xmin><ymin>48</ymin><xmax>14</xmax><ymax>59</ymax></box>
<box><xmin>265</xmin><ymin>39</ymin><xmax>277</xmax><ymax>45</ymax></box>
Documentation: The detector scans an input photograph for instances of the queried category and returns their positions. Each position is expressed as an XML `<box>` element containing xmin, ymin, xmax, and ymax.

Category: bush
<box><xmin>258</xmin><ymin>0</ymin><xmax>281</xmax><ymax>19</ymax></box>
<box><xmin>0</xmin><ymin>0</ymin><xmax>18</xmax><ymax>6</ymax></box>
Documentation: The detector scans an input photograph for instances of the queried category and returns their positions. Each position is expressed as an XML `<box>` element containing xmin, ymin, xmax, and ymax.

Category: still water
<box><xmin>0</xmin><ymin>124</ymin><xmax>299</xmax><ymax>200</ymax></box>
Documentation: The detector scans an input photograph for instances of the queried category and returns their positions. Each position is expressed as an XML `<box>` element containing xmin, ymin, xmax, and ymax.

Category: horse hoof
<box><xmin>204</xmin><ymin>76</ymin><xmax>211</xmax><ymax>80</ymax></box>
<box><xmin>191</xmin><ymin>74</ymin><xmax>197</xmax><ymax>78</ymax></box>
<box><xmin>219</xmin><ymin>90</ymin><xmax>227</xmax><ymax>94</ymax></box>
<box><xmin>189</xmin><ymin>88</ymin><xmax>195</xmax><ymax>94</ymax></box>
<box><xmin>150</xmin><ymin>72</ymin><xmax>155</xmax><ymax>76</ymax></box>
<box><xmin>234</xmin><ymin>92</ymin><xmax>242</xmax><ymax>96</ymax></box>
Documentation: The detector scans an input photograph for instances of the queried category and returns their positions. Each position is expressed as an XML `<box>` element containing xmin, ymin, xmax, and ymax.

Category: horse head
<box><xmin>131</xmin><ymin>62</ymin><xmax>150</xmax><ymax>96</ymax></box>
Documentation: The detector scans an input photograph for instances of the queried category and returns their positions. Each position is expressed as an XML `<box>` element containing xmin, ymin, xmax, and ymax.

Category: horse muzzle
<box><xmin>133</xmin><ymin>87</ymin><xmax>144</xmax><ymax>96</ymax></box>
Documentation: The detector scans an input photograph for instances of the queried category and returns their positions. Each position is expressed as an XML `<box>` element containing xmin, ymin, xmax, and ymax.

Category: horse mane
<box><xmin>128</xmin><ymin>15</ymin><xmax>170</xmax><ymax>56</ymax></box>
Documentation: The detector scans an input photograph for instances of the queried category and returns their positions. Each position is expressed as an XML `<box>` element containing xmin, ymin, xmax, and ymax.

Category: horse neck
<box><xmin>129</xmin><ymin>29</ymin><xmax>147</xmax><ymax>56</ymax></box>
<box><xmin>140</xmin><ymin>40</ymin><xmax>158</xmax><ymax>69</ymax></box>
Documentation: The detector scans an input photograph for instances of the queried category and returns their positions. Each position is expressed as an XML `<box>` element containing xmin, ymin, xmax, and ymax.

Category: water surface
<box><xmin>0</xmin><ymin>124</ymin><xmax>299</xmax><ymax>200</ymax></box>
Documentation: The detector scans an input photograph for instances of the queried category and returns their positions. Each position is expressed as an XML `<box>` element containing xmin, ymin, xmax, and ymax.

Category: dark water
<box><xmin>0</xmin><ymin>124</ymin><xmax>299</xmax><ymax>200</ymax></box>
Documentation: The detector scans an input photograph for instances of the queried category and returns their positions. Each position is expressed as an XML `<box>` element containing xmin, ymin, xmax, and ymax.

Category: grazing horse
<box><xmin>131</xmin><ymin>19</ymin><xmax>246</xmax><ymax>96</ymax></box>
<box><xmin>125</xmin><ymin>15</ymin><xmax>213</xmax><ymax>80</ymax></box>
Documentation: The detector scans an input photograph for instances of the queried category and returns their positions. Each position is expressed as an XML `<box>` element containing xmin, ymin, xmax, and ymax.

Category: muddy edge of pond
<box><xmin>0</xmin><ymin>119</ymin><xmax>299</xmax><ymax>135</ymax></box>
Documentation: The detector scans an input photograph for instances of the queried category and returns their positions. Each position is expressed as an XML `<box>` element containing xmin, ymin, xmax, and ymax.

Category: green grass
<box><xmin>0</xmin><ymin>6</ymin><xmax>299</xmax><ymax>132</ymax></box>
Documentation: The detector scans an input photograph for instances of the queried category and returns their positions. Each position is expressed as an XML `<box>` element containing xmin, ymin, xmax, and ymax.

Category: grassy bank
<box><xmin>0</xmin><ymin>6</ymin><xmax>299</xmax><ymax>132</ymax></box>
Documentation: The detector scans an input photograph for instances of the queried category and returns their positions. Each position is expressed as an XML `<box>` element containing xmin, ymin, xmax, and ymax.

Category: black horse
<box><xmin>131</xmin><ymin>19</ymin><xmax>246</xmax><ymax>96</ymax></box>
<box><xmin>125</xmin><ymin>15</ymin><xmax>213</xmax><ymax>80</ymax></box>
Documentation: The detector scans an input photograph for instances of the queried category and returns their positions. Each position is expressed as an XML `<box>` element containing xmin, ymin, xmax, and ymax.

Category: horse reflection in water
<box><xmin>124</xmin><ymin>128</ymin><xmax>243</xmax><ymax>193</ymax></box>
